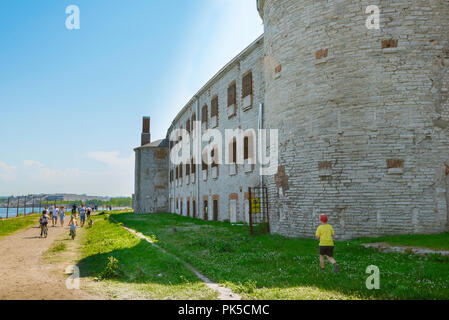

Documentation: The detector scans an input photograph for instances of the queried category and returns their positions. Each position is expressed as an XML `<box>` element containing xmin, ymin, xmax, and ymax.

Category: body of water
<box><xmin>0</xmin><ymin>207</ymin><xmax>42</xmax><ymax>218</ymax></box>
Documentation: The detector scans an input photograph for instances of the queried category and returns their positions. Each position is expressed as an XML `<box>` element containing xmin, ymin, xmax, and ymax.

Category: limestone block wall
<box><xmin>134</xmin><ymin>142</ymin><xmax>169</xmax><ymax>214</ymax></box>
<box><xmin>259</xmin><ymin>0</ymin><xmax>449</xmax><ymax>239</ymax></box>
<box><xmin>167</xmin><ymin>37</ymin><xmax>265</xmax><ymax>223</ymax></box>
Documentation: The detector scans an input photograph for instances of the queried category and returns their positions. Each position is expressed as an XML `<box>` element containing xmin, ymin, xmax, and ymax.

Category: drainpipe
<box><xmin>196</xmin><ymin>96</ymin><xmax>200</xmax><ymax>218</ymax></box>
<box><xmin>258</xmin><ymin>102</ymin><xmax>263</xmax><ymax>187</ymax></box>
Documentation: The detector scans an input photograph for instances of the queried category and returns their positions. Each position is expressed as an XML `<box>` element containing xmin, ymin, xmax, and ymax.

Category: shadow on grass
<box><xmin>76</xmin><ymin>235</ymin><xmax>204</xmax><ymax>287</ymax></box>
<box><xmin>107</xmin><ymin>212</ymin><xmax>449</xmax><ymax>300</ymax></box>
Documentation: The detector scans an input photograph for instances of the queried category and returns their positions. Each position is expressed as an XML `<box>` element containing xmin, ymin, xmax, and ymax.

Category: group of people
<box><xmin>39</xmin><ymin>203</ymin><xmax>95</xmax><ymax>239</ymax></box>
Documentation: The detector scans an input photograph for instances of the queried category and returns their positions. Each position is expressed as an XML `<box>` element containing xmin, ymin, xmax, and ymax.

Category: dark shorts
<box><xmin>319</xmin><ymin>246</ymin><xmax>334</xmax><ymax>257</ymax></box>
<box><xmin>41</xmin><ymin>222</ymin><xmax>48</xmax><ymax>226</ymax></box>
<box><xmin>80</xmin><ymin>215</ymin><xmax>86</xmax><ymax>222</ymax></box>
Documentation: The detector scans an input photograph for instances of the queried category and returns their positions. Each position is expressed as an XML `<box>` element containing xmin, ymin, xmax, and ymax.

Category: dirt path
<box><xmin>0</xmin><ymin>224</ymin><xmax>102</xmax><ymax>300</ymax></box>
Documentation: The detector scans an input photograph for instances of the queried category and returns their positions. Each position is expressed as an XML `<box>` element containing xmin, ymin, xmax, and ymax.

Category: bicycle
<box><xmin>41</xmin><ymin>224</ymin><xmax>48</xmax><ymax>238</ymax></box>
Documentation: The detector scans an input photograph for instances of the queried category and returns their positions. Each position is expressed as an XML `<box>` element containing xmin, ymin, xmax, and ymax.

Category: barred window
<box><xmin>228</xmin><ymin>82</ymin><xmax>236</xmax><ymax>106</ymax></box>
<box><xmin>242</xmin><ymin>71</ymin><xmax>253</xmax><ymax>98</ymax></box>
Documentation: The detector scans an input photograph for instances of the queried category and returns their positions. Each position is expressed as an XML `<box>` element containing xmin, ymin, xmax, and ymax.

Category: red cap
<box><xmin>320</xmin><ymin>214</ymin><xmax>328</xmax><ymax>223</ymax></box>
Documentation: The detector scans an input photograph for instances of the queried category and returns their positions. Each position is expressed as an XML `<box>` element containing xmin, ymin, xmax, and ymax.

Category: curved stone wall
<box><xmin>259</xmin><ymin>0</ymin><xmax>449</xmax><ymax>238</ymax></box>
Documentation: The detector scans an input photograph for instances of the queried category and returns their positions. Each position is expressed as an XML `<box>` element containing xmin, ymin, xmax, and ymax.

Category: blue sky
<box><xmin>0</xmin><ymin>0</ymin><xmax>263</xmax><ymax>196</ymax></box>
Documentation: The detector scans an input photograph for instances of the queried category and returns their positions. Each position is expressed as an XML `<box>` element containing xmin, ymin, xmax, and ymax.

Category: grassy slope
<box><xmin>356</xmin><ymin>232</ymin><xmax>449</xmax><ymax>251</ymax></box>
<box><xmin>76</xmin><ymin>212</ymin><xmax>217</xmax><ymax>300</ymax></box>
<box><xmin>112</xmin><ymin>212</ymin><xmax>449</xmax><ymax>300</ymax></box>
<box><xmin>0</xmin><ymin>214</ymin><xmax>40</xmax><ymax>239</ymax></box>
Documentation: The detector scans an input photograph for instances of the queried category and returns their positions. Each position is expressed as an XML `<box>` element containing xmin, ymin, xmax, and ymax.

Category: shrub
<box><xmin>98</xmin><ymin>256</ymin><xmax>123</xmax><ymax>280</ymax></box>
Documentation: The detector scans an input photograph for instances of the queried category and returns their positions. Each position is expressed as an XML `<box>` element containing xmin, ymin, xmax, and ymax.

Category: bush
<box><xmin>98</xmin><ymin>256</ymin><xmax>123</xmax><ymax>280</ymax></box>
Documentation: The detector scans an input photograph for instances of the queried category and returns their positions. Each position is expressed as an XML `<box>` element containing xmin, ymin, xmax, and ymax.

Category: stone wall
<box><xmin>134</xmin><ymin>141</ymin><xmax>169</xmax><ymax>214</ymax></box>
<box><xmin>259</xmin><ymin>0</ymin><xmax>449</xmax><ymax>239</ymax></box>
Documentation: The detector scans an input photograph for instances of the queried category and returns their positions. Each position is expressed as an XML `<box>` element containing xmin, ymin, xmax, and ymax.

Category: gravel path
<box><xmin>0</xmin><ymin>224</ymin><xmax>101</xmax><ymax>300</ymax></box>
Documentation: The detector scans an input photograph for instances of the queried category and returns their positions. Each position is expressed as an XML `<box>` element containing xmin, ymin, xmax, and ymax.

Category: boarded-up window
<box><xmin>186</xmin><ymin>118</ymin><xmax>190</xmax><ymax>133</ymax></box>
<box><xmin>191</xmin><ymin>158</ymin><xmax>196</xmax><ymax>174</ymax></box>
<box><xmin>229</xmin><ymin>139</ymin><xmax>237</xmax><ymax>163</ymax></box>
<box><xmin>202</xmin><ymin>104</ymin><xmax>208</xmax><ymax>125</ymax></box>
<box><xmin>243</xmin><ymin>133</ymin><xmax>255</xmax><ymax>160</ymax></box>
<box><xmin>191</xmin><ymin>112</ymin><xmax>196</xmax><ymax>131</ymax></box>
<box><xmin>211</xmin><ymin>148</ymin><xmax>218</xmax><ymax>168</ymax></box>
<box><xmin>186</xmin><ymin>163</ymin><xmax>190</xmax><ymax>175</ymax></box>
<box><xmin>228</xmin><ymin>82</ymin><xmax>236</xmax><ymax>106</ymax></box>
<box><xmin>242</xmin><ymin>71</ymin><xmax>253</xmax><ymax>98</ymax></box>
<box><xmin>211</xmin><ymin>96</ymin><xmax>218</xmax><ymax>117</ymax></box>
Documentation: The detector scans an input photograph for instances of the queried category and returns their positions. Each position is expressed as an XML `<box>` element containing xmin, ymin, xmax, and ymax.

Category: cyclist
<box><xmin>39</xmin><ymin>210</ymin><xmax>49</xmax><ymax>238</ymax></box>
<box><xmin>68</xmin><ymin>214</ymin><xmax>78</xmax><ymax>240</ymax></box>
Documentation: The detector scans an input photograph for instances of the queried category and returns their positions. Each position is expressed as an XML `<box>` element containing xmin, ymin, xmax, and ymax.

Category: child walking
<box><xmin>315</xmin><ymin>214</ymin><xmax>339</xmax><ymax>274</ymax></box>
<box><xmin>59</xmin><ymin>206</ymin><xmax>66</xmax><ymax>227</ymax></box>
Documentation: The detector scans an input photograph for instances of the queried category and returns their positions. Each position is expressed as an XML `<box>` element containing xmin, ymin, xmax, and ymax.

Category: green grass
<box><xmin>0</xmin><ymin>214</ymin><xmax>40</xmax><ymax>239</ymax></box>
<box><xmin>77</xmin><ymin>211</ymin><xmax>217</xmax><ymax>299</ymax></box>
<box><xmin>355</xmin><ymin>233</ymin><xmax>449</xmax><ymax>251</ymax></box>
<box><xmin>48</xmin><ymin>242</ymin><xmax>67</xmax><ymax>253</ymax></box>
<box><xmin>111</xmin><ymin>212</ymin><xmax>449</xmax><ymax>300</ymax></box>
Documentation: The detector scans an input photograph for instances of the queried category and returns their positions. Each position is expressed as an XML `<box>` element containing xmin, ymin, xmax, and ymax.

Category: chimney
<box><xmin>141</xmin><ymin>116</ymin><xmax>151</xmax><ymax>146</ymax></box>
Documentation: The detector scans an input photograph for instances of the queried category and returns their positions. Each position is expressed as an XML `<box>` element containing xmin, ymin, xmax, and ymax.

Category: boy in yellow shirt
<box><xmin>315</xmin><ymin>214</ymin><xmax>339</xmax><ymax>273</ymax></box>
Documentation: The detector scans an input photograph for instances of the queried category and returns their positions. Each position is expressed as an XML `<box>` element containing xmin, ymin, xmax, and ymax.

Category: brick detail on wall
<box><xmin>229</xmin><ymin>193</ymin><xmax>238</xmax><ymax>200</ymax></box>
<box><xmin>387</xmin><ymin>159</ymin><xmax>404</xmax><ymax>169</ymax></box>
<box><xmin>315</xmin><ymin>49</ymin><xmax>328</xmax><ymax>60</ymax></box>
<box><xmin>382</xmin><ymin>39</ymin><xmax>398</xmax><ymax>49</ymax></box>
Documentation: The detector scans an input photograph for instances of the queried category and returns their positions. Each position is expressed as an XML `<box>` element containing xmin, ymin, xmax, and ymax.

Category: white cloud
<box><xmin>87</xmin><ymin>151</ymin><xmax>133</xmax><ymax>169</ymax></box>
<box><xmin>0</xmin><ymin>161</ymin><xmax>17</xmax><ymax>182</ymax></box>
<box><xmin>0</xmin><ymin>152</ymin><xmax>134</xmax><ymax>197</ymax></box>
